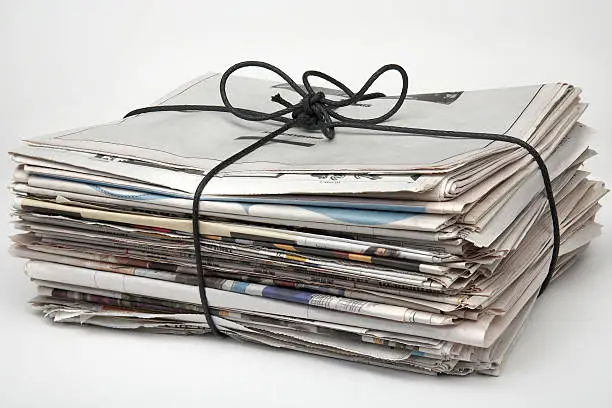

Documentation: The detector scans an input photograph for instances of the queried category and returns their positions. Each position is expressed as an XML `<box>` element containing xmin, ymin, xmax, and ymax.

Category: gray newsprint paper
<box><xmin>8</xmin><ymin>71</ymin><xmax>604</xmax><ymax>376</ymax></box>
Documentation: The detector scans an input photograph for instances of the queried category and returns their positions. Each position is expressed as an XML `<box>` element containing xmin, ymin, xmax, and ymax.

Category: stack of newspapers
<box><xmin>9</xmin><ymin>73</ymin><xmax>605</xmax><ymax>376</ymax></box>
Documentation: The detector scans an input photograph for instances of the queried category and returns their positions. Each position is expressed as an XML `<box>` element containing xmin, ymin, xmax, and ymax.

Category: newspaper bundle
<box><xmin>8</xmin><ymin>71</ymin><xmax>606</xmax><ymax>376</ymax></box>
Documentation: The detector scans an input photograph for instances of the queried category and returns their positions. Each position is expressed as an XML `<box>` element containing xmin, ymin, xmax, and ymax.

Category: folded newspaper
<box><xmin>8</xmin><ymin>71</ymin><xmax>605</xmax><ymax>376</ymax></box>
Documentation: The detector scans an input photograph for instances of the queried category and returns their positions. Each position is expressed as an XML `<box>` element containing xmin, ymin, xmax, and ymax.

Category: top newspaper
<box><xmin>14</xmin><ymin>73</ymin><xmax>581</xmax><ymax>196</ymax></box>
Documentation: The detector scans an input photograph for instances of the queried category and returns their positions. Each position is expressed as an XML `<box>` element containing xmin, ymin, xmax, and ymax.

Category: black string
<box><xmin>124</xmin><ymin>60</ymin><xmax>560</xmax><ymax>337</ymax></box>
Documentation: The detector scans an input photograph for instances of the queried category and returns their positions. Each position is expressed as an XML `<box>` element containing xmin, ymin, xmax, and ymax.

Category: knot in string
<box><xmin>272</xmin><ymin>91</ymin><xmax>333</xmax><ymax>138</ymax></box>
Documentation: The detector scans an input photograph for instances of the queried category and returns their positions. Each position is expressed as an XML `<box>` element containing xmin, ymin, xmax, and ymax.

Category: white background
<box><xmin>1</xmin><ymin>1</ymin><xmax>611</xmax><ymax>406</ymax></box>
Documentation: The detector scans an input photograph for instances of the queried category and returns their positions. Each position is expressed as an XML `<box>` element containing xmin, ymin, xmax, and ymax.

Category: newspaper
<box><xmin>7</xmin><ymin>71</ymin><xmax>605</xmax><ymax>376</ymax></box>
<box><xmin>24</xmin><ymin>76</ymin><xmax>576</xmax><ymax>174</ymax></box>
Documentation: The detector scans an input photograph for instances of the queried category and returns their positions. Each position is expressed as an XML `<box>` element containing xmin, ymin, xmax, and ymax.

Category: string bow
<box><xmin>218</xmin><ymin>60</ymin><xmax>409</xmax><ymax>140</ymax></box>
